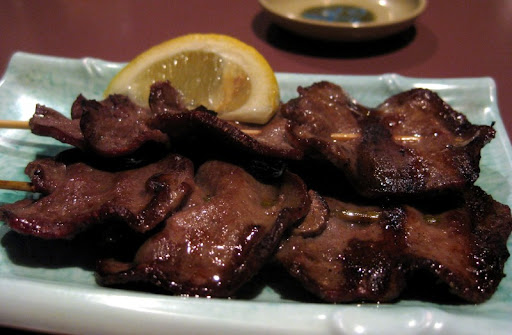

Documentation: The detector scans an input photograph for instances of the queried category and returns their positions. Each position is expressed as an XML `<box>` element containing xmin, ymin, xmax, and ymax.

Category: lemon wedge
<box><xmin>105</xmin><ymin>33</ymin><xmax>280</xmax><ymax>124</ymax></box>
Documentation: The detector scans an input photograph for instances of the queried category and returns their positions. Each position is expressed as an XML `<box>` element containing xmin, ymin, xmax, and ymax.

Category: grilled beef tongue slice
<box><xmin>147</xmin><ymin>81</ymin><xmax>303</xmax><ymax>160</ymax></box>
<box><xmin>276</xmin><ymin>192</ymin><xmax>407</xmax><ymax>303</ymax></box>
<box><xmin>29</xmin><ymin>81</ymin><xmax>302</xmax><ymax>160</ymax></box>
<box><xmin>0</xmin><ymin>154</ymin><xmax>194</xmax><ymax>238</ymax></box>
<box><xmin>30</xmin><ymin>104</ymin><xmax>85</xmax><ymax>150</ymax></box>
<box><xmin>281</xmin><ymin>81</ymin><xmax>495</xmax><ymax>198</ymax></box>
<box><xmin>97</xmin><ymin>160</ymin><xmax>310</xmax><ymax>298</ymax></box>
<box><xmin>79</xmin><ymin>93</ymin><xmax>170</xmax><ymax>157</ymax></box>
<box><xmin>276</xmin><ymin>186</ymin><xmax>512</xmax><ymax>303</ymax></box>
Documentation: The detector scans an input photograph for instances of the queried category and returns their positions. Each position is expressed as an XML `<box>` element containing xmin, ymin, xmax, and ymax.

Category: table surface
<box><xmin>0</xmin><ymin>0</ymin><xmax>511</xmax><ymax>333</ymax></box>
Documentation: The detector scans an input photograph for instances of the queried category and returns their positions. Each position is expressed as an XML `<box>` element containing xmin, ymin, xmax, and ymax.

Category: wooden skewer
<box><xmin>0</xmin><ymin>119</ymin><xmax>420</xmax><ymax>142</ymax></box>
<box><xmin>241</xmin><ymin>128</ymin><xmax>420</xmax><ymax>142</ymax></box>
<box><xmin>0</xmin><ymin>121</ymin><xmax>36</xmax><ymax>192</ymax></box>
<box><xmin>0</xmin><ymin>120</ymin><xmax>30</xmax><ymax>129</ymax></box>
<box><xmin>337</xmin><ymin>209</ymin><xmax>381</xmax><ymax>220</ymax></box>
<box><xmin>0</xmin><ymin>180</ymin><xmax>380</xmax><ymax>223</ymax></box>
<box><xmin>330</xmin><ymin>133</ymin><xmax>360</xmax><ymax>140</ymax></box>
<box><xmin>0</xmin><ymin>180</ymin><xmax>33</xmax><ymax>192</ymax></box>
<box><xmin>0</xmin><ymin>120</ymin><xmax>418</xmax><ymax>192</ymax></box>
<box><xmin>242</xmin><ymin>128</ymin><xmax>363</xmax><ymax>140</ymax></box>
<box><xmin>239</xmin><ymin>129</ymin><xmax>260</xmax><ymax>136</ymax></box>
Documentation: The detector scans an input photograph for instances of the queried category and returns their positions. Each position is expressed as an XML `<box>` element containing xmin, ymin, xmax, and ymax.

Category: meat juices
<box><xmin>97</xmin><ymin>160</ymin><xmax>309</xmax><ymax>297</ymax></box>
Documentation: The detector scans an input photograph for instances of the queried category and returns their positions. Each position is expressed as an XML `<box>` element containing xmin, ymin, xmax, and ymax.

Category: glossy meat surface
<box><xmin>276</xmin><ymin>187</ymin><xmax>512</xmax><ymax>303</ymax></box>
<box><xmin>30</xmin><ymin>104</ymin><xmax>85</xmax><ymax>149</ymax></box>
<box><xmin>79</xmin><ymin>93</ymin><xmax>170</xmax><ymax>157</ymax></box>
<box><xmin>277</xmin><ymin>192</ymin><xmax>406</xmax><ymax>302</ymax></box>
<box><xmin>147</xmin><ymin>81</ymin><xmax>303</xmax><ymax>159</ymax></box>
<box><xmin>97</xmin><ymin>160</ymin><xmax>309</xmax><ymax>297</ymax></box>
<box><xmin>0</xmin><ymin>154</ymin><xmax>194</xmax><ymax>238</ymax></box>
<box><xmin>281</xmin><ymin>81</ymin><xmax>495</xmax><ymax>198</ymax></box>
<box><xmin>29</xmin><ymin>81</ymin><xmax>303</xmax><ymax>160</ymax></box>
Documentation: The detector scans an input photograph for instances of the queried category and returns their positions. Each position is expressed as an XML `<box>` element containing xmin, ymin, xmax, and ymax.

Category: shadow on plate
<box><xmin>252</xmin><ymin>11</ymin><xmax>417</xmax><ymax>59</ymax></box>
<box><xmin>0</xmin><ymin>225</ymin><xmax>470</xmax><ymax>305</ymax></box>
<box><xmin>235</xmin><ymin>263</ymin><xmax>467</xmax><ymax>305</ymax></box>
<box><xmin>235</xmin><ymin>263</ymin><xmax>324</xmax><ymax>302</ymax></box>
<box><xmin>0</xmin><ymin>221</ymin><xmax>147</xmax><ymax>272</ymax></box>
<box><xmin>1</xmin><ymin>229</ymin><xmax>97</xmax><ymax>271</ymax></box>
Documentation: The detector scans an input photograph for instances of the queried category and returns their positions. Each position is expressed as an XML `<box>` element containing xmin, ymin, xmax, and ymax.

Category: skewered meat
<box><xmin>276</xmin><ymin>187</ymin><xmax>512</xmax><ymax>303</ymax></box>
<box><xmin>79</xmin><ymin>93</ymin><xmax>170</xmax><ymax>157</ymax></box>
<box><xmin>0</xmin><ymin>154</ymin><xmax>194</xmax><ymax>238</ymax></box>
<box><xmin>149</xmin><ymin>81</ymin><xmax>303</xmax><ymax>159</ymax></box>
<box><xmin>281</xmin><ymin>81</ymin><xmax>496</xmax><ymax>198</ymax></box>
<box><xmin>30</xmin><ymin>91</ymin><xmax>173</xmax><ymax>158</ymax></box>
<box><xmin>29</xmin><ymin>82</ymin><xmax>303</xmax><ymax>159</ymax></box>
<box><xmin>97</xmin><ymin>160</ymin><xmax>309</xmax><ymax>297</ymax></box>
<box><xmin>30</xmin><ymin>81</ymin><xmax>495</xmax><ymax>198</ymax></box>
<box><xmin>4</xmin><ymin>80</ymin><xmax>510</xmax><ymax>304</ymax></box>
<box><xmin>30</xmin><ymin>104</ymin><xmax>85</xmax><ymax>150</ymax></box>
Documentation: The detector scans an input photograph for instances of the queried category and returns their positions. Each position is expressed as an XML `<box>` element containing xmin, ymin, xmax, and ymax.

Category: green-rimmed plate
<box><xmin>0</xmin><ymin>52</ymin><xmax>511</xmax><ymax>335</ymax></box>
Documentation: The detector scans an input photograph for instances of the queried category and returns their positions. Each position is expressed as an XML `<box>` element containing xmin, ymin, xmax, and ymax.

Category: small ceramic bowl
<box><xmin>259</xmin><ymin>0</ymin><xmax>427</xmax><ymax>41</ymax></box>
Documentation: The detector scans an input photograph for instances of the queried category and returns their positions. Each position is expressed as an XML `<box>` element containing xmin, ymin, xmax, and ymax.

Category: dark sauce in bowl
<box><xmin>302</xmin><ymin>5</ymin><xmax>375</xmax><ymax>24</ymax></box>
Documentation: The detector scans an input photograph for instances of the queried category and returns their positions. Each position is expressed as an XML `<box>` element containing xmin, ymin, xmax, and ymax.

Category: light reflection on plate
<box><xmin>259</xmin><ymin>0</ymin><xmax>428</xmax><ymax>41</ymax></box>
<box><xmin>0</xmin><ymin>53</ymin><xmax>511</xmax><ymax>335</ymax></box>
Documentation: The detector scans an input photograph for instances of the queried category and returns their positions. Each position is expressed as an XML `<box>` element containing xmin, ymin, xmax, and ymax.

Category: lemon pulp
<box><xmin>105</xmin><ymin>34</ymin><xmax>280</xmax><ymax>124</ymax></box>
<box><xmin>129</xmin><ymin>51</ymin><xmax>251</xmax><ymax>112</ymax></box>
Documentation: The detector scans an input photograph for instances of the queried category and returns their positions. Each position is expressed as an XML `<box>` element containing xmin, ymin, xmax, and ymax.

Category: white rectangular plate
<box><xmin>0</xmin><ymin>52</ymin><xmax>511</xmax><ymax>335</ymax></box>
